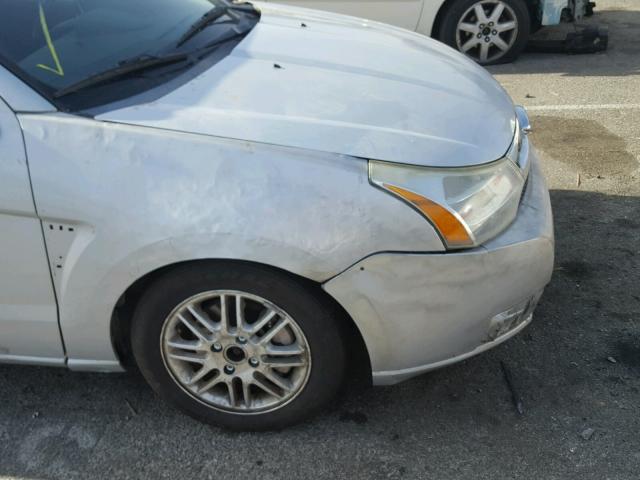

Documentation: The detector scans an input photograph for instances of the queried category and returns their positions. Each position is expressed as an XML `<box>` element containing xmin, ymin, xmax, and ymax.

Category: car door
<box><xmin>0</xmin><ymin>95</ymin><xmax>63</xmax><ymax>365</ymax></box>
<box><xmin>263</xmin><ymin>0</ymin><xmax>425</xmax><ymax>31</ymax></box>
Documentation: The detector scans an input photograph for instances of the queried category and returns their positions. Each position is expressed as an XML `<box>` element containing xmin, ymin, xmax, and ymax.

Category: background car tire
<box><xmin>438</xmin><ymin>0</ymin><xmax>531</xmax><ymax>65</ymax></box>
<box><xmin>131</xmin><ymin>261</ymin><xmax>347</xmax><ymax>431</ymax></box>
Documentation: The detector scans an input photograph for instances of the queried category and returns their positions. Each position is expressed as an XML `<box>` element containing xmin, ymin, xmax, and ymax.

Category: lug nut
<box><xmin>489</xmin><ymin>21</ymin><xmax>494</xmax><ymax>27</ymax></box>
<box><xmin>211</xmin><ymin>342</ymin><xmax>222</xmax><ymax>352</ymax></box>
<box><xmin>479</xmin><ymin>23</ymin><xmax>485</xmax><ymax>28</ymax></box>
<box><xmin>224</xmin><ymin>364</ymin><xmax>235</xmax><ymax>374</ymax></box>
<box><xmin>485</xmin><ymin>36</ymin><xmax>491</xmax><ymax>42</ymax></box>
<box><xmin>492</xmin><ymin>29</ymin><xmax>498</xmax><ymax>35</ymax></box>
<box><xmin>249</xmin><ymin>357</ymin><xmax>259</xmax><ymax>368</ymax></box>
<box><xmin>237</xmin><ymin>336</ymin><xmax>247</xmax><ymax>344</ymax></box>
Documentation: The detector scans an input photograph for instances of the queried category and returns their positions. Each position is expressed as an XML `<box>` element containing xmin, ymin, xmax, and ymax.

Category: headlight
<box><xmin>369</xmin><ymin>141</ymin><xmax>526</xmax><ymax>250</ymax></box>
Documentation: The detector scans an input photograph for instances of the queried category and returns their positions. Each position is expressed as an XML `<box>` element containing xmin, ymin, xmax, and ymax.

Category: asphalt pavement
<box><xmin>1</xmin><ymin>1</ymin><xmax>638</xmax><ymax>478</ymax></box>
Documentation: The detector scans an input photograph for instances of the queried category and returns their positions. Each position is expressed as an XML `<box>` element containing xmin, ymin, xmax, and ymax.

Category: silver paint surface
<box><xmin>19</xmin><ymin>113</ymin><xmax>443</xmax><ymax>368</ymax></box>
<box><xmin>0</xmin><ymin>65</ymin><xmax>54</xmax><ymax>113</ymax></box>
<box><xmin>100</xmin><ymin>4</ymin><xmax>517</xmax><ymax>168</ymax></box>
<box><xmin>324</xmin><ymin>149</ymin><xmax>554</xmax><ymax>384</ymax></box>
<box><xmin>0</xmin><ymin>97</ymin><xmax>62</xmax><ymax>363</ymax></box>
<box><xmin>1</xmin><ymin>3</ymin><xmax>553</xmax><ymax>379</ymax></box>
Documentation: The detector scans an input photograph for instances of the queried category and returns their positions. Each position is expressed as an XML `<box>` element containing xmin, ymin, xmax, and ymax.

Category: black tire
<box><xmin>437</xmin><ymin>0</ymin><xmax>530</xmax><ymax>65</ymax></box>
<box><xmin>131</xmin><ymin>261</ymin><xmax>347</xmax><ymax>431</ymax></box>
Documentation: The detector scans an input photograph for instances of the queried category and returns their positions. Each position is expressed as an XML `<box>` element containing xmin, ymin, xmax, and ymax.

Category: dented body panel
<box><xmin>324</xmin><ymin>149</ymin><xmax>554</xmax><ymax>384</ymax></box>
<box><xmin>19</xmin><ymin>113</ymin><xmax>443</xmax><ymax>370</ymax></box>
<box><xmin>0</xmin><ymin>98</ymin><xmax>62</xmax><ymax>365</ymax></box>
<box><xmin>0</xmin><ymin>2</ymin><xmax>554</xmax><ymax>381</ymax></box>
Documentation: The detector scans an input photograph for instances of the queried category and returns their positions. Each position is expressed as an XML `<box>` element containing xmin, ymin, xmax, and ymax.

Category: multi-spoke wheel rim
<box><xmin>160</xmin><ymin>290</ymin><xmax>311</xmax><ymax>414</ymax></box>
<box><xmin>456</xmin><ymin>0</ymin><xmax>518</xmax><ymax>63</ymax></box>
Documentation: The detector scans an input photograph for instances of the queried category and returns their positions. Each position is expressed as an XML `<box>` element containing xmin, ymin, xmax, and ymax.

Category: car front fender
<box><xmin>19</xmin><ymin>113</ymin><xmax>443</xmax><ymax>369</ymax></box>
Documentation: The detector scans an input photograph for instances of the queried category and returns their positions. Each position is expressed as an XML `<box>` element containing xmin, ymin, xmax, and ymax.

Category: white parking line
<box><xmin>525</xmin><ymin>104</ymin><xmax>640</xmax><ymax>111</ymax></box>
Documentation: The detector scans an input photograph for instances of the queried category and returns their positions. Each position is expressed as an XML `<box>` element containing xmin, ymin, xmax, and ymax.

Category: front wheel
<box><xmin>437</xmin><ymin>0</ymin><xmax>531</xmax><ymax>65</ymax></box>
<box><xmin>131</xmin><ymin>261</ymin><xmax>347</xmax><ymax>430</ymax></box>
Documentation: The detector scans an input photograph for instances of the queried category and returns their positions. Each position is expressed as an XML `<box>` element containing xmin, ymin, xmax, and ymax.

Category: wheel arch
<box><xmin>110</xmin><ymin>258</ymin><xmax>372</xmax><ymax>384</ymax></box>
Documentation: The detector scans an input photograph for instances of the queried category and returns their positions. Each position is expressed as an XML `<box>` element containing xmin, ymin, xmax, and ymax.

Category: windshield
<box><xmin>0</xmin><ymin>0</ymin><xmax>259</xmax><ymax>109</ymax></box>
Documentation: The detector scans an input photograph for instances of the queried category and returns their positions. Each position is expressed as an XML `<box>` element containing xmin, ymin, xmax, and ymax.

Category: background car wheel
<box><xmin>131</xmin><ymin>261</ymin><xmax>347</xmax><ymax>431</ymax></box>
<box><xmin>438</xmin><ymin>0</ymin><xmax>530</xmax><ymax>65</ymax></box>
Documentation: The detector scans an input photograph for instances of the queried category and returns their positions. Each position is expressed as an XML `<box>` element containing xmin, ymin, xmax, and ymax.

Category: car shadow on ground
<box><xmin>489</xmin><ymin>9</ymin><xmax>640</xmax><ymax>77</ymax></box>
<box><xmin>0</xmin><ymin>189</ymin><xmax>638</xmax><ymax>479</ymax></box>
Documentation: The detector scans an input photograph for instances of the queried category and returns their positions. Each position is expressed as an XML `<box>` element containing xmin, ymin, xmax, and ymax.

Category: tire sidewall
<box><xmin>438</xmin><ymin>0</ymin><xmax>531</xmax><ymax>65</ymax></box>
<box><xmin>131</xmin><ymin>262</ymin><xmax>347</xmax><ymax>431</ymax></box>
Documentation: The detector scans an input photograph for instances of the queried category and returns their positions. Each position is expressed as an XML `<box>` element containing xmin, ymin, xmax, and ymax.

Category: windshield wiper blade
<box><xmin>176</xmin><ymin>6</ymin><xmax>230</xmax><ymax>48</ymax></box>
<box><xmin>176</xmin><ymin>2</ymin><xmax>257</xmax><ymax>48</ymax></box>
<box><xmin>53</xmin><ymin>53</ymin><xmax>190</xmax><ymax>99</ymax></box>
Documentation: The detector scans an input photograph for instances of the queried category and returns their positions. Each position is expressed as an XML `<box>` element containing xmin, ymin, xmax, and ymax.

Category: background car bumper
<box><xmin>323</xmin><ymin>149</ymin><xmax>554</xmax><ymax>385</ymax></box>
<box><xmin>542</xmin><ymin>0</ymin><xmax>592</xmax><ymax>25</ymax></box>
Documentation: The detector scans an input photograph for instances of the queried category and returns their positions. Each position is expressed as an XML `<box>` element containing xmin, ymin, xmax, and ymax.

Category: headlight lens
<box><xmin>369</xmin><ymin>156</ymin><xmax>526</xmax><ymax>249</ymax></box>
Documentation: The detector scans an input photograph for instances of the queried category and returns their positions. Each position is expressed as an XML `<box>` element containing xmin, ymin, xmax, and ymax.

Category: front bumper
<box><xmin>323</xmin><ymin>149</ymin><xmax>554</xmax><ymax>385</ymax></box>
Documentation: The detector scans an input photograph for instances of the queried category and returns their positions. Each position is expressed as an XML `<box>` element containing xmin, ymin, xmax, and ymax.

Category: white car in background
<box><xmin>261</xmin><ymin>0</ymin><xmax>592</xmax><ymax>64</ymax></box>
<box><xmin>0</xmin><ymin>0</ymin><xmax>553</xmax><ymax>430</ymax></box>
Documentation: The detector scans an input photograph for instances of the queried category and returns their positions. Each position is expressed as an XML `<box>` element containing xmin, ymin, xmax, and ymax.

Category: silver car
<box><xmin>0</xmin><ymin>0</ymin><xmax>553</xmax><ymax>430</ymax></box>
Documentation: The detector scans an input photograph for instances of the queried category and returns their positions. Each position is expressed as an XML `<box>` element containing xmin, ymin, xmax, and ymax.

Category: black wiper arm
<box><xmin>53</xmin><ymin>53</ymin><xmax>190</xmax><ymax>99</ymax></box>
<box><xmin>176</xmin><ymin>2</ymin><xmax>258</xmax><ymax>47</ymax></box>
<box><xmin>176</xmin><ymin>6</ymin><xmax>230</xmax><ymax>48</ymax></box>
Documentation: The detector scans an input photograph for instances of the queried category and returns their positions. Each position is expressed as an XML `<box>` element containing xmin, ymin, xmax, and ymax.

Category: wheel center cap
<box><xmin>482</xmin><ymin>27</ymin><xmax>491</xmax><ymax>35</ymax></box>
<box><xmin>224</xmin><ymin>345</ymin><xmax>246</xmax><ymax>363</ymax></box>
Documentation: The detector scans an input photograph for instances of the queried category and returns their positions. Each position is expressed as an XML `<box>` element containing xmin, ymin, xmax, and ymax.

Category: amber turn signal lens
<box><xmin>384</xmin><ymin>183</ymin><xmax>474</xmax><ymax>248</ymax></box>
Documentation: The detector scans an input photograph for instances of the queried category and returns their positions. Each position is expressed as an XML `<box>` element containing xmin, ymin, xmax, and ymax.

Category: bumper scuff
<box><xmin>323</xmin><ymin>149</ymin><xmax>554</xmax><ymax>385</ymax></box>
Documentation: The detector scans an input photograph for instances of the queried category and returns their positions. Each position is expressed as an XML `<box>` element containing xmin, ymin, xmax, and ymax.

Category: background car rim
<box><xmin>455</xmin><ymin>0</ymin><xmax>519</xmax><ymax>63</ymax></box>
<box><xmin>160</xmin><ymin>290</ymin><xmax>311</xmax><ymax>414</ymax></box>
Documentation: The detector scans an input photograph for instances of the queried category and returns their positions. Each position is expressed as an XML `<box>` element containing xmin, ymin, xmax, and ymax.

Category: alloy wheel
<box><xmin>455</xmin><ymin>0</ymin><xmax>519</xmax><ymax>63</ymax></box>
<box><xmin>160</xmin><ymin>290</ymin><xmax>311</xmax><ymax>414</ymax></box>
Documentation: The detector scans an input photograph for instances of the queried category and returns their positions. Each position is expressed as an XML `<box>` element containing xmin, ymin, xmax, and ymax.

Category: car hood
<box><xmin>98</xmin><ymin>2</ymin><xmax>516</xmax><ymax>167</ymax></box>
